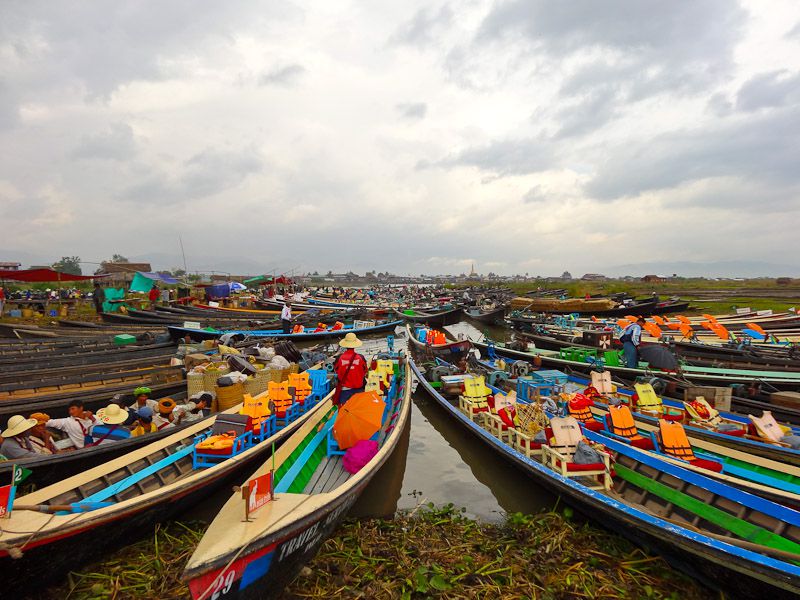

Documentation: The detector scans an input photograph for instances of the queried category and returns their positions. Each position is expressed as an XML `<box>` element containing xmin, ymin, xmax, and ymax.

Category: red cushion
<box><xmin>581</xmin><ymin>420</ymin><xmax>605</xmax><ymax>432</ymax></box>
<box><xmin>518</xmin><ymin>438</ymin><xmax>543</xmax><ymax>449</ymax></box>
<box><xmin>555</xmin><ymin>460</ymin><xmax>606</xmax><ymax>471</ymax></box>
<box><xmin>689</xmin><ymin>458</ymin><xmax>723</xmax><ymax>473</ymax></box>
<box><xmin>630</xmin><ymin>437</ymin><xmax>655</xmax><ymax>450</ymax></box>
<box><xmin>719</xmin><ymin>428</ymin><xmax>745</xmax><ymax>437</ymax></box>
<box><xmin>196</xmin><ymin>446</ymin><xmax>234</xmax><ymax>456</ymax></box>
<box><xmin>662</xmin><ymin>412</ymin><xmax>684</xmax><ymax>422</ymax></box>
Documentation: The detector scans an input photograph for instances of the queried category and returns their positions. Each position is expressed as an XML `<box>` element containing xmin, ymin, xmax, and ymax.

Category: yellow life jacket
<box><xmin>634</xmin><ymin>383</ymin><xmax>663</xmax><ymax>412</ymax></box>
<box><xmin>364</xmin><ymin>371</ymin><xmax>385</xmax><ymax>395</ymax></box>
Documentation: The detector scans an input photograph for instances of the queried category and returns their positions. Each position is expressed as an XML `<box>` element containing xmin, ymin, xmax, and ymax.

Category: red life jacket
<box><xmin>335</xmin><ymin>350</ymin><xmax>368</xmax><ymax>388</ymax></box>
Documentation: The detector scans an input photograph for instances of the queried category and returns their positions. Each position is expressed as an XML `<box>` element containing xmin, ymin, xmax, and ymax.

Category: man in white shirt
<box><xmin>46</xmin><ymin>399</ymin><xmax>97</xmax><ymax>449</ymax></box>
<box><xmin>281</xmin><ymin>301</ymin><xmax>292</xmax><ymax>334</ymax></box>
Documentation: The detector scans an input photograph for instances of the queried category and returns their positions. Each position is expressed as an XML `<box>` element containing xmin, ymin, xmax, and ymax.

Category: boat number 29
<box><xmin>210</xmin><ymin>569</ymin><xmax>236</xmax><ymax>599</ymax></box>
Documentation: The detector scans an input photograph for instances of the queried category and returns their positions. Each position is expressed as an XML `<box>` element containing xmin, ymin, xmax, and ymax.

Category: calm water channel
<box><xmin>353</xmin><ymin>321</ymin><xmax>557</xmax><ymax>522</ymax></box>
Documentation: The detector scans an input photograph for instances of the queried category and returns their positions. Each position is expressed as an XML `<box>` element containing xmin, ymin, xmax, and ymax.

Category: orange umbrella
<box><xmin>702</xmin><ymin>314</ymin><xmax>718</xmax><ymax>322</ymax></box>
<box><xmin>677</xmin><ymin>315</ymin><xmax>691</xmax><ymax>324</ymax></box>
<box><xmin>332</xmin><ymin>391</ymin><xmax>385</xmax><ymax>449</ymax></box>
<box><xmin>679</xmin><ymin>324</ymin><xmax>694</xmax><ymax>339</ymax></box>
<box><xmin>643</xmin><ymin>322</ymin><xmax>663</xmax><ymax>338</ymax></box>
<box><xmin>711</xmin><ymin>323</ymin><xmax>730</xmax><ymax>340</ymax></box>
<box><xmin>625</xmin><ymin>315</ymin><xmax>638</xmax><ymax>323</ymax></box>
<box><xmin>616</xmin><ymin>319</ymin><xmax>631</xmax><ymax>329</ymax></box>
<box><xmin>746</xmin><ymin>322</ymin><xmax>766</xmax><ymax>336</ymax></box>
<box><xmin>652</xmin><ymin>316</ymin><xmax>666</xmax><ymax>325</ymax></box>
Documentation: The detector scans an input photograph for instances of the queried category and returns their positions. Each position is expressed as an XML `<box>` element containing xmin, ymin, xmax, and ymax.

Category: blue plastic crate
<box><xmin>516</xmin><ymin>377</ymin><xmax>556</xmax><ymax>402</ymax></box>
<box><xmin>531</xmin><ymin>370</ymin><xmax>569</xmax><ymax>386</ymax></box>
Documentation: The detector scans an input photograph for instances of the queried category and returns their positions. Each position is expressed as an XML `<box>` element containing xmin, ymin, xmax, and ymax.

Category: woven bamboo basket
<box><xmin>187</xmin><ymin>372</ymin><xmax>205</xmax><ymax>396</ymax></box>
<box><xmin>203</xmin><ymin>364</ymin><xmax>230</xmax><ymax>391</ymax></box>
<box><xmin>215</xmin><ymin>382</ymin><xmax>245</xmax><ymax>411</ymax></box>
<box><xmin>244</xmin><ymin>374</ymin><xmax>268</xmax><ymax>397</ymax></box>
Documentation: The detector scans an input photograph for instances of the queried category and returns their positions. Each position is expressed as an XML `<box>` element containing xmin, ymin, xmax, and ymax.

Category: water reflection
<box><xmin>324</xmin><ymin>321</ymin><xmax>558</xmax><ymax>522</ymax></box>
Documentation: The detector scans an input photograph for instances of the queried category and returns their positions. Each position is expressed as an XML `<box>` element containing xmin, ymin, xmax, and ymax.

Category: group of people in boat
<box><xmin>0</xmin><ymin>387</ymin><xmax>213</xmax><ymax>460</ymax></box>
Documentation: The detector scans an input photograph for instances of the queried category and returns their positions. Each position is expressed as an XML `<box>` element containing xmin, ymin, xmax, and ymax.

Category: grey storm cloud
<box><xmin>586</xmin><ymin>104</ymin><xmax>800</xmax><ymax>203</ymax></box>
<box><xmin>121</xmin><ymin>148</ymin><xmax>264</xmax><ymax>203</ymax></box>
<box><xmin>472</xmin><ymin>1</ymin><xmax>745</xmax><ymax>135</ymax></box>
<box><xmin>736</xmin><ymin>71</ymin><xmax>800</xmax><ymax>112</ymax></box>
<box><xmin>431</xmin><ymin>137</ymin><xmax>553</xmax><ymax>176</ymax></box>
<box><xmin>2</xmin><ymin>1</ymin><xmax>800</xmax><ymax>276</ymax></box>
<box><xmin>396</xmin><ymin>102</ymin><xmax>427</xmax><ymax>119</ymax></box>
<box><xmin>1</xmin><ymin>1</ymin><xmax>300</xmax><ymax>102</ymax></box>
<box><xmin>391</xmin><ymin>4</ymin><xmax>454</xmax><ymax>46</ymax></box>
<box><xmin>72</xmin><ymin>123</ymin><xmax>137</xmax><ymax>161</ymax></box>
<box><xmin>259</xmin><ymin>64</ymin><xmax>307</xmax><ymax>86</ymax></box>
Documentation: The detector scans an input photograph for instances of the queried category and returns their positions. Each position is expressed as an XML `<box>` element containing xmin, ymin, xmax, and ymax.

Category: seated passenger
<box><xmin>92</xmin><ymin>404</ymin><xmax>133</xmax><ymax>444</ymax></box>
<box><xmin>46</xmin><ymin>400</ymin><xmax>97</xmax><ymax>449</ymax></box>
<box><xmin>173</xmin><ymin>393</ymin><xmax>212</xmax><ymax>425</ymax></box>
<box><xmin>130</xmin><ymin>407</ymin><xmax>157</xmax><ymax>437</ymax></box>
<box><xmin>130</xmin><ymin>386</ymin><xmax>158</xmax><ymax>413</ymax></box>
<box><xmin>28</xmin><ymin>412</ymin><xmax>59</xmax><ymax>454</ymax></box>
<box><xmin>154</xmin><ymin>398</ymin><xmax>177</xmax><ymax>430</ymax></box>
<box><xmin>0</xmin><ymin>415</ymin><xmax>39</xmax><ymax>459</ymax></box>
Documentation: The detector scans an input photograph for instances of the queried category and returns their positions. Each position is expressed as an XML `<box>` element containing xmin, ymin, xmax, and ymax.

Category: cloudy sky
<box><xmin>1</xmin><ymin>0</ymin><xmax>799</xmax><ymax>276</ymax></box>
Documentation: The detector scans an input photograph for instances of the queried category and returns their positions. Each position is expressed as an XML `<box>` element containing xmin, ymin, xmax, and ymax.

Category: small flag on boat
<box><xmin>12</xmin><ymin>465</ymin><xmax>32</xmax><ymax>486</ymax></box>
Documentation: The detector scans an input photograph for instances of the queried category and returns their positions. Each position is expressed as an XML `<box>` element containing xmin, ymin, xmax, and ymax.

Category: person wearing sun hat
<box><xmin>90</xmin><ymin>404</ymin><xmax>132</xmax><ymax>445</ymax></box>
<box><xmin>334</xmin><ymin>332</ymin><xmax>368</xmax><ymax>406</ymax></box>
<box><xmin>28</xmin><ymin>412</ymin><xmax>59</xmax><ymax>454</ymax></box>
<box><xmin>0</xmin><ymin>415</ymin><xmax>39</xmax><ymax>459</ymax></box>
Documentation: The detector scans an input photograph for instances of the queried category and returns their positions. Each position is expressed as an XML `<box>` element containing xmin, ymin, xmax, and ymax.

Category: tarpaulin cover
<box><xmin>243</xmin><ymin>275</ymin><xmax>292</xmax><ymax>285</ymax></box>
<box><xmin>130</xmin><ymin>272</ymin><xmax>179</xmax><ymax>293</ymax></box>
<box><xmin>206</xmin><ymin>283</ymin><xmax>231</xmax><ymax>298</ymax></box>
<box><xmin>0</xmin><ymin>268</ymin><xmax>106</xmax><ymax>282</ymax></box>
<box><xmin>102</xmin><ymin>288</ymin><xmax>126</xmax><ymax>313</ymax></box>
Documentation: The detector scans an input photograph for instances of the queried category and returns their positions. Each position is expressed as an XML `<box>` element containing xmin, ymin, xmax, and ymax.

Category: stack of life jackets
<box><xmin>567</xmin><ymin>393</ymin><xmax>604</xmax><ymax>432</ymax></box>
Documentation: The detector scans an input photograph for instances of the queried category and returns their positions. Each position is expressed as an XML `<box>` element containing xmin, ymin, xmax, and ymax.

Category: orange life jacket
<box><xmin>659</xmin><ymin>420</ymin><xmax>695</xmax><ymax>461</ymax></box>
<box><xmin>288</xmin><ymin>373</ymin><xmax>312</xmax><ymax>404</ymax></box>
<box><xmin>568</xmin><ymin>395</ymin><xmax>594</xmax><ymax>423</ymax></box>
<box><xmin>269</xmin><ymin>381</ymin><xmax>293</xmax><ymax>417</ymax></box>
<box><xmin>607</xmin><ymin>405</ymin><xmax>639</xmax><ymax>439</ymax></box>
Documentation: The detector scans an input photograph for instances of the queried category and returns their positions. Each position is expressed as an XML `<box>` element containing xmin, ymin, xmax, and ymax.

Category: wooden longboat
<box><xmin>0</xmin><ymin>391</ymin><xmax>190</xmax><ymax>490</ymax></box>
<box><xmin>0</xmin><ymin>342</ymin><xmax>175</xmax><ymax>369</ymax></box>
<box><xmin>476</xmin><ymin>369</ymin><xmax>800</xmax><ymax>507</ymax></box>
<box><xmin>401</xmin><ymin>307</ymin><xmax>463</xmax><ymax>327</ymax></box>
<box><xmin>461</xmin><ymin>305</ymin><xmax>506</xmax><ymax>326</ymax></box>
<box><xmin>0</xmin><ymin>364</ymin><xmax>184</xmax><ymax>400</ymax></box>
<box><xmin>0</xmin><ymin>381</ymin><xmax>333</xmax><ymax>594</ymax></box>
<box><xmin>0</xmin><ymin>354</ymin><xmax>177</xmax><ymax>385</ymax></box>
<box><xmin>168</xmin><ymin>319</ymin><xmax>404</xmax><ymax>343</ymax></box>
<box><xmin>406</xmin><ymin>324</ymin><xmax>472</xmax><ymax>364</ymax></box>
<box><xmin>472</xmin><ymin>339</ymin><xmax>800</xmax><ymax>395</ymax></box>
<box><xmin>0</xmin><ymin>380</ymin><xmax>186</xmax><ymax>422</ymax></box>
<box><xmin>518</xmin><ymin>330</ymin><xmax>800</xmax><ymax>372</ymax></box>
<box><xmin>409</xmin><ymin>359</ymin><xmax>800</xmax><ymax>598</ymax></box>
<box><xmin>183</xmin><ymin>358</ymin><xmax>412</xmax><ymax>600</ymax></box>
<box><xmin>0</xmin><ymin>348</ymin><xmax>176</xmax><ymax>375</ymax></box>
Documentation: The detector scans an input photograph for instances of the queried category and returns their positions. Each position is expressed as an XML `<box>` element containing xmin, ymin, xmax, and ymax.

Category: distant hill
<box><xmin>604</xmin><ymin>261</ymin><xmax>800</xmax><ymax>279</ymax></box>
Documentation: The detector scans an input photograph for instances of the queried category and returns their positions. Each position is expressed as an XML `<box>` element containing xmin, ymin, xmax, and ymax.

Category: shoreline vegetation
<box><xmin>37</xmin><ymin>505</ymin><xmax>708</xmax><ymax>600</ymax></box>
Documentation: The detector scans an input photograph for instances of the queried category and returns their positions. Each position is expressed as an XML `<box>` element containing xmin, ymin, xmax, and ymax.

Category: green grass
<box><xmin>38</xmin><ymin>506</ymin><xmax>707</xmax><ymax>600</ymax></box>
